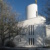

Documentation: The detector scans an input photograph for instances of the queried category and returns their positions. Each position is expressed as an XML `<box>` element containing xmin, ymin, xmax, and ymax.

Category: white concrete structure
<box><xmin>13</xmin><ymin>3</ymin><xmax>50</xmax><ymax>47</ymax></box>
<box><xmin>46</xmin><ymin>25</ymin><xmax>50</xmax><ymax>38</ymax></box>
<box><xmin>45</xmin><ymin>25</ymin><xmax>50</xmax><ymax>46</ymax></box>
<box><xmin>27</xmin><ymin>4</ymin><xmax>38</xmax><ymax>19</ymax></box>
<box><xmin>15</xmin><ymin>16</ymin><xmax>46</xmax><ymax>47</ymax></box>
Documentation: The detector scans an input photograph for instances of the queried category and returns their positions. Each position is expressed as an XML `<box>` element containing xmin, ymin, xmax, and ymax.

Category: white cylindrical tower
<box><xmin>27</xmin><ymin>4</ymin><xmax>38</xmax><ymax>19</ymax></box>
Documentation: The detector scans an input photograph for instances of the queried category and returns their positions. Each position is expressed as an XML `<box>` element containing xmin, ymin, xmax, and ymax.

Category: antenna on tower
<box><xmin>35</xmin><ymin>0</ymin><xmax>37</xmax><ymax>4</ymax></box>
<box><xmin>0</xmin><ymin>0</ymin><xmax>3</xmax><ymax>2</ymax></box>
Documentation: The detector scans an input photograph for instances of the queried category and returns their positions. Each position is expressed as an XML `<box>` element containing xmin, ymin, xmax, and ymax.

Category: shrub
<box><xmin>5</xmin><ymin>40</ymin><xmax>16</xmax><ymax>47</ymax></box>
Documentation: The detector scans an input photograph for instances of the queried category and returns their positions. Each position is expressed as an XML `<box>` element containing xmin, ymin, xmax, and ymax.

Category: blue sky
<box><xmin>6</xmin><ymin>0</ymin><xmax>47</xmax><ymax>21</ymax></box>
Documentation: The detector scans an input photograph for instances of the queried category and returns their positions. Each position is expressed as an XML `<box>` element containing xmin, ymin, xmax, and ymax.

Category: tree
<box><xmin>41</xmin><ymin>0</ymin><xmax>50</xmax><ymax>47</ymax></box>
<box><xmin>0</xmin><ymin>0</ymin><xmax>21</xmax><ymax>46</ymax></box>
<box><xmin>41</xmin><ymin>0</ymin><xmax>50</xmax><ymax>24</ymax></box>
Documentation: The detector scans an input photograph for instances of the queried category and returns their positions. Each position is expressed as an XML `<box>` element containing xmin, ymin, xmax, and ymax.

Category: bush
<box><xmin>5</xmin><ymin>40</ymin><xmax>16</xmax><ymax>47</ymax></box>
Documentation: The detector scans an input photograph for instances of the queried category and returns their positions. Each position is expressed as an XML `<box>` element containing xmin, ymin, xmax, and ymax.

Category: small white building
<box><xmin>13</xmin><ymin>3</ymin><xmax>50</xmax><ymax>47</ymax></box>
